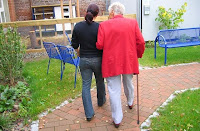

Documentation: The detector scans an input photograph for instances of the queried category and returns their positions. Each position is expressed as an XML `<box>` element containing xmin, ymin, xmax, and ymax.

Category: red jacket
<box><xmin>96</xmin><ymin>15</ymin><xmax>145</xmax><ymax>78</ymax></box>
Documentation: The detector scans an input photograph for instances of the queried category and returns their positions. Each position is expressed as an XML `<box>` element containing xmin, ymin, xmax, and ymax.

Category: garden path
<box><xmin>38</xmin><ymin>63</ymin><xmax>200</xmax><ymax>131</ymax></box>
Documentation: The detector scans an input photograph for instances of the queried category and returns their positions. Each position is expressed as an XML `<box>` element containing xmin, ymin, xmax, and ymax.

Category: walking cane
<box><xmin>137</xmin><ymin>74</ymin><xmax>140</xmax><ymax>124</ymax></box>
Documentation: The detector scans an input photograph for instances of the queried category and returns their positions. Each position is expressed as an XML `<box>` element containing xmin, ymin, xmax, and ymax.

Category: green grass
<box><xmin>23</xmin><ymin>58</ymin><xmax>83</xmax><ymax>119</ymax></box>
<box><xmin>139</xmin><ymin>45</ymin><xmax>200</xmax><ymax>67</ymax></box>
<box><xmin>149</xmin><ymin>89</ymin><xmax>200</xmax><ymax>131</ymax></box>
<box><xmin>0</xmin><ymin>114</ymin><xmax>12</xmax><ymax>131</ymax></box>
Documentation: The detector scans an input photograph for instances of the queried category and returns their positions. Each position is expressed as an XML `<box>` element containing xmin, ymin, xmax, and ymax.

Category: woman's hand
<box><xmin>75</xmin><ymin>48</ymin><xmax>80</xmax><ymax>57</ymax></box>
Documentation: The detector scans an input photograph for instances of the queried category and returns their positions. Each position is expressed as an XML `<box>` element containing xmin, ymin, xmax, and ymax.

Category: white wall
<box><xmin>142</xmin><ymin>0</ymin><xmax>200</xmax><ymax>41</ymax></box>
<box><xmin>111</xmin><ymin>0</ymin><xmax>137</xmax><ymax>14</ymax></box>
<box><xmin>110</xmin><ymin>0</ymin><xmax>141</xmax><ymax>26</ymax></box>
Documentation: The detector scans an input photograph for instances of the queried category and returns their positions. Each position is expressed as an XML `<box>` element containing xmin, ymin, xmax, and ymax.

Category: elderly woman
<box><xmin>71</xmin><ymin>4</ymin><xmax>106</xmax><ymax>121</ymax></box>
<box><xmin>96</xmin><ymin>2</ymin><xmax>145</xmax><ymax>128</ymax></box>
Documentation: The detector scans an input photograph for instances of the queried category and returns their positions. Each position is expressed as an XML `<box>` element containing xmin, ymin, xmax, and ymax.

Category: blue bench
<box><xmin>154</xmin><ymin>27</ymin><xmax>200</xmax><ymax>65</ymax></box>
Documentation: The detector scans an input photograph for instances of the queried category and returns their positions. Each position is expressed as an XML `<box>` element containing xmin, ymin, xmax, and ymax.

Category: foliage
<box><xmin>145</xmin><ymin>40</ymin><xmax>155</xmax><ymax>48</ymax></box>
<box><xmin>0</xmin><ymin>82</ymin><xmax>31</xmax><ymax>114</ymax></box>
<box><xmin>155</xmin><ymin>2</ymin><xmax>187</xmax><ymax>30</ymax></box>
<box><xmin>178</xmin><ymin>34</ymin><xmax>191</xmax><ymax>43</ymax></box>
<box><xmin>149</xmin><ymin>89</ymin><xmax>200</xmax><ymax>130</ymax></box>
<box><xmin>0</xmin><ymin>25</ymin><xmax>26</xmax><ymax>85</ymax></box>
<box><xmin>0</xmin><ymin>113</ymin><xmax>12</xmax><ymax>131</ymax></box>
<box><xmin>0</xmin><ymin>86</ymin><xmax>16</xmax><ymax>112</ymax></box>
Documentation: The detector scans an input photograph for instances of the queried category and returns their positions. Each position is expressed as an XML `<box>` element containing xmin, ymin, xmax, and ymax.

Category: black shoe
<box><xmin>129</xmin><ymin>104</ymin><xmax>133</xmax><ymax>109</ymax></box>
<box><xmin>98</xmin><ymin>98</ymin><xmax>106</xmax><ymax>107</ymax></box>
<box><xmin>113</xmin><ymin>121</ymin><xmax>120</xmax><ymax>128</ymax></box>
<box><xmin>128</xmin><ymin>104</ymin><xmax>133</xmax><ymax>109</ymax></box>
<box><xmin>86</xmin><ymin>114</ymin><xmax>94</xmax><ymax>121</ymax></box>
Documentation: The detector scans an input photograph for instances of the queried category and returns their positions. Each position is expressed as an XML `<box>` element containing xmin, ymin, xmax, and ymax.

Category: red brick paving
<box><xmin>39</xmin><ymin>63</ymin><xmax>200</xmax><ymax>131</ymax></box>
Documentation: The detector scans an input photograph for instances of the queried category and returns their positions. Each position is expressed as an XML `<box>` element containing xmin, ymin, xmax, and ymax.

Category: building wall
<box><xmin>9</xmin><ymin>0</ymin><xmax>108</xmax><ymax>21</ymax></box>
<box><xmin>111</xmin><ymin>0</ymin><xmax>137</xmax><ymax>14</ymax></box>
<box><xmin>7</xmin><ymin>0</ymin><xmax>16</xmax><ymax>21</ymax></box>
<box><xmin>31</xmin><ymin>0</ymin><xmax>76</xmax><ymax>6</ymax></box>
<box><xmin>79</xmin><ymin>0</ymin><xmax>107</xmax><ymax>16</ymax></box>
<box><xmin>31</xmin><ymin>0</ymin><xmax>107</xmax><ymax>17</ymax></box>
<box><xmin>110</xmin><ymin>0</ymin><xmax>139</xmax><ymax>26</ymax></box>
<box><xmin>142</xmin><ymin>0</ymin><xmax>200</xmax><ymax>41</ymax></box>
<box><xmin>14</xmin><ymin>0</ymin><xmax>32</xmax><ymax>21</ymax></box>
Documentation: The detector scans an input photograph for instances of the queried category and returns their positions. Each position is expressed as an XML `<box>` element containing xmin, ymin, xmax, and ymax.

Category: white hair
<box><xmin>108</xmin><ymin>2</ymin><xmax>125</xmax><ymax>15</ymax></box>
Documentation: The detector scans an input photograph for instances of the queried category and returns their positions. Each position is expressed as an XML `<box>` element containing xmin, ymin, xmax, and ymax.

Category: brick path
<box><xmin>38</xmin><ymin>63</ymin><xmax>200</xmax><ymax>131</ymax></box>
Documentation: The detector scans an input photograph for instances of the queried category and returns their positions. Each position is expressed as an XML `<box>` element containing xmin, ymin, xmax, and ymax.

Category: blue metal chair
<box><xmin>65</xmin><ymin>32</ymin><xmax>72</xmax><ymax>45</ymax></box>
<box><xmin>43</xmin><ymin>42</ymin><xmax>63</xmax><ymax>75</ymax></box>
<box><xmin>57</xmin><ymin>45</ymin><xmax>80</xmax><ymax>88</ymax></box>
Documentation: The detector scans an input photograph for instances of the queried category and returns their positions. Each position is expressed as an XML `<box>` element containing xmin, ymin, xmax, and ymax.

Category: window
<box><xmin>0</xmin><ymin>0</ymin><xmax>2</xmax><ymax>8</ymax></box>
<box><xmin>0</xmin><ymin>0</ymin><xmax>5</xmax><ymax>23</ymax></box>
<box><xmin>1</xmin><ymin>12</ymin><xmax>5</xmax><ymax>22</ymax></box>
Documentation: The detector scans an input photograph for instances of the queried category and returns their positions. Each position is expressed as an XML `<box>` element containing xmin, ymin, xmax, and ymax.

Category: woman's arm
<box><xmin>96</xmin><ymin>24</ymin><xmax>105</xmax><ymax>50</ymax></box>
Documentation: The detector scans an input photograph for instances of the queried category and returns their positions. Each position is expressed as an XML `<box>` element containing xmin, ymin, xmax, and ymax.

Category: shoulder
<box><xmin>122</xmin><ymin>17</ymin><xmax>137</xmax><ymax>23</ymax></box>
<box><xmin>74</xmin><ymin>21</ymin><xmax>86</xmax><ymax>31</ymax></box>
<box><xmin>92</xmin><ymin>22</ymin><xmax>99</xmax><ymax>28</ymax></box>
<box><xmin>75</xmin><ymin>21</ymin><xmax>85</xmax><ymax>27</ymax></box>
<box><xmin>99</xmin><ymin>19</ymin><xmax>111</xmax><ymax>27</ymax></box>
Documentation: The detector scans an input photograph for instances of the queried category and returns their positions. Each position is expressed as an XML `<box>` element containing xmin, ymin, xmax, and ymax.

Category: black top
<box><xmin>71</xmin><ymin>21</ymin><xmax>103</xmax><ymax>58</ymax></box>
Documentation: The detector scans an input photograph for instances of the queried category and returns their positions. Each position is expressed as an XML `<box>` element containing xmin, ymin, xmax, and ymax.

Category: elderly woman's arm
<box><xmin>135</xmin><ymin>21</ymin><xmax>145</xmax><ymax>58</ymax></box>
<box><xmin>96</xmin><ymin>24</ymin><xmax>105</xmax><ymax>50</ymax></box>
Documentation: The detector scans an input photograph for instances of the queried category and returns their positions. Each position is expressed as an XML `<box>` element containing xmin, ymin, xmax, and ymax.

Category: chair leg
<box><xmin>47</xmin><ymin>59</ymin><xmax>51</xmax><ymax>74</ymax></box>
<box><xmin>164</xmin><ymin>47</ymin><xmax>167</xmax><ymax>65</ymax></box>
<box><xmin>60</xmin><ymin>61</ymin><xmax>65</xmax><ymax>80</ymax></box>
<box><xmin>154</xmin><ymin>39</ymin><xmax>157</xmax><ymax>59</ymax></box>
<box><xmin>74</xmin><ymin>66</ymin><xmax>78</xmax><ymax>88</ymax></box>
<box><xmin>60</xmin><ymin>61</ymin><xmax>63</xmax><ymax>80</ymax></box>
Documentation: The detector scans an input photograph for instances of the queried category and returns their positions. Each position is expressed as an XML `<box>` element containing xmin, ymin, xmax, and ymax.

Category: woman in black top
<box><xmin>71</xmin><ymin>4</ymin><xmax>106</xmax><ymax>121</ymax></box>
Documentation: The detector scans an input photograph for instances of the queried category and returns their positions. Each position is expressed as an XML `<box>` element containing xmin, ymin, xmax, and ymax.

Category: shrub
<box><xmin>155</xmin><ymin>2</ymin><xmax>187</xmax><ymax>30</ymax></box>
<box><xmin>0</xmin><ymin>82</ymin><xmax>31</xmax><ymax>114</ymax></box>
<box><xmin>0</xmin><ymin>25</ymin><xmax>26</xmax><ymax>85</ymax></box>
<box><xmin>0</xmin><ymin>113</ymin><xmax>12</xmax><ymax>131</ymax></box>
<box><xmin>0</xmin><ymin>86</ymin><xmax>16</xmax><ymax>112</ymax></box>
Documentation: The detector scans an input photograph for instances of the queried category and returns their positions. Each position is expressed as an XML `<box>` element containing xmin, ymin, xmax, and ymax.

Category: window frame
<box><xmin>0</xmin><ymin>0</ymin><xmax>6</xmax><ymax>23</ymax></box>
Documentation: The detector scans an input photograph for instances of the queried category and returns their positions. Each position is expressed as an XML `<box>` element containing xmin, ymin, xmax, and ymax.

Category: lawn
<box><xmin>139</xmin><ymin>45</ymin><xmax>200</xmax><ymax>67</ymax></box>
<box><xmin>22</xmin><ymin>58</ymin><xmax>83</xmax><ymax>119</ymax></box>
<box><xmin>148</xmin><ymin>89</ymin><xmax>200</xmax><ymax>130</ymax></box>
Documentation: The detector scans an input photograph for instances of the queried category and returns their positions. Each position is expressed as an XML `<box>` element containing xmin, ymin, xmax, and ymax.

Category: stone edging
<box><xmin>139</xmin><ymin>62</ymin><xmax>200</xmax><ymax>70</ymax></box>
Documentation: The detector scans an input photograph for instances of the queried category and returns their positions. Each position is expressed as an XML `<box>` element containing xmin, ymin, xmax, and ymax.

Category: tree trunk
<box><xmin>9</xmin><ymin>70</ymin><xmax>14</xmax><ymax>86</ymax></box>
<box><xmin>29</xmin><ymin>31</ymin><xmax>38</xmax><ymax>49</ymax></box>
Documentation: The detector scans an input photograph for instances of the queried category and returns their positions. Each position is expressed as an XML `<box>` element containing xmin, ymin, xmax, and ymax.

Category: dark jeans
<box><xmin>79</xmin><ymin>57</ymin><xmax>106</xmax><ymax>118</ymax></box>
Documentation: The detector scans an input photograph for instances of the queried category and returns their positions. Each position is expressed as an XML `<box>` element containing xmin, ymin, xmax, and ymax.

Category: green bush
<box><xmin>0</xmin><ymin>25</ymin><xmax>26</xmax><ymax>85</ymax></box>
<box><xmin>0</xmin><ymin>82</ymin><xmax>31</xmax><ymax>114</ymax></box>
<box><xmin>0</xmin><ymin>86</ymin><xmax>16</xmax><ymax>112</ymax></box>
<box><xmin>155</xmin><ymin>2</ymin><xmax>187</xmax><ymax>30</ymax></box>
